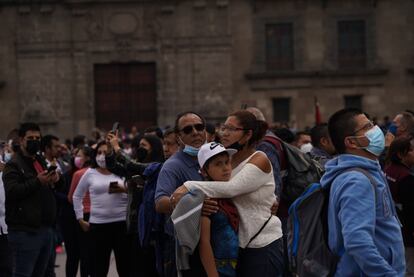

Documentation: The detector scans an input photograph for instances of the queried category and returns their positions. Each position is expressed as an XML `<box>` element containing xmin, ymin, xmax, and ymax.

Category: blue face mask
<box><xmin>388</xmin><ymin>123</ymin><xmax>398</xmax><ymax>136</ymax></box>
<box><xmin>354</xmin><ymin>125</ymin><xmax>385</xmax><ymax>157</ymax></box>
<box><xmin>183</xmin><ymin>145</ymin><xmax>200</xmax><ymax>157</ymax></box>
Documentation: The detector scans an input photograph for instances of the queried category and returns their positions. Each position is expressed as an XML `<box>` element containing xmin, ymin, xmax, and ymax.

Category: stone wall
<box><xmin>240</xmin><ymin>0</ymin><xmax>414</xmax><ymax>127</ymax></box>
<box><xmin>0</xmin><ymin>0</ymin><xmax>413</xmax><ymax>140</ymax></box>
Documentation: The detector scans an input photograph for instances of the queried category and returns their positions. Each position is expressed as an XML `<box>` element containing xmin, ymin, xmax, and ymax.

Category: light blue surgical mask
<box><xmin>183</xmin><ymin>145</ymin><xmax>200</xmax><ymax>157</ymax></box>
<box><xmin>3</xmin><ymin>152</ymin><xmax>12</xmax><ymax>163</ymax></box>
<box><xmin>353</xmin><ymin>125</ymin><xmax>385</xmax><ymax>157</ymax></box>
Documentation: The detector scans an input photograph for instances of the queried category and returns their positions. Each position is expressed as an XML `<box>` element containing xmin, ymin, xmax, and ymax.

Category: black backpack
<box><xmin>287</xmin><ymin>168</ymin><xmax>376</xmax><ymax>277</ymax></box>
<box><xmin>264</xmin><ymin>136</ymin><xmax>324</xmax><ymax>203</ymax></box>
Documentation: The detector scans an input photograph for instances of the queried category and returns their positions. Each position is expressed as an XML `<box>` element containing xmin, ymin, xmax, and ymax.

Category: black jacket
<box><xmin>2</xmin><ymin>151</ymin><xmax>63</xmax><ymax>232</ymax></box>
<box><xmin>105</xmin><ymin>150</ymin><xmax>148</xmax><ymax>180</ymax></box>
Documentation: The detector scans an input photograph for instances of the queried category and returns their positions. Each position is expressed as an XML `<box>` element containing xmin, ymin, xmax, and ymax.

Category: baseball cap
<box><xmin>197</xmin><ymin>142</ymin><xmax>237</xmax><ymax>168</ymax></box>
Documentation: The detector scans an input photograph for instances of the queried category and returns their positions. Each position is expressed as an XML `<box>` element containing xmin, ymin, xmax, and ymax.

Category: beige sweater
<box><xmin>184</xmin><ymin>151</ymin><xmax>283</xmax><ymax>248</ymax></box>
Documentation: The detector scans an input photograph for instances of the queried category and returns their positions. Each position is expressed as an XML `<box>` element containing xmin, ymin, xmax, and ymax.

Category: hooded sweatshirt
<box><xmin>320</xmin><ymin>154</ymin><xmax>405</xmax><ymax>277</ymax></box>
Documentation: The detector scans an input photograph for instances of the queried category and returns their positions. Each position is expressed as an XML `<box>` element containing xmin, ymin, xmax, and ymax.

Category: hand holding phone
<box><xmin>47</xmin><ymin>165</ymin><xmax>58</xmax><ymax>174</ymax></box>
<box><xmin>111</xmin><ymin>122</ymin><xmax>120</xmax><ymax>134</ymax></box>
<box><xmin>108</xmin><ymin>181</ymin><xmax>126</xmax><ymax>194</ymax></box>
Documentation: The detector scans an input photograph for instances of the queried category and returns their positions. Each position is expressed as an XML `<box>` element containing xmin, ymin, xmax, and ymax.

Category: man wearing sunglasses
<box><xmin>319</xmin><ymin>108</ymin><xmax>405</xmax><ymax>277</ymax></box>
<box><xmin>155</xmin><ymin>111</ymin><xmax>210</xmax><ymax>276</ymax></box>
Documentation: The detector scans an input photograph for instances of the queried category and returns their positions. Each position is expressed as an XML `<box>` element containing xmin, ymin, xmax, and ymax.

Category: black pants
<box><xmin>89</xmin><ymin>221</ymin><xmax>130</xmax><ymax>277</ymax></box>
<box><xmin>236</xmin><ymin>238</ymin><xmax>284</xmax><ymax>277</ymax></box>
<box><xmin>78</xmin><ymin>217</ymin><xmax>93</xmax><ymax>277</ymax></box>
<box><xmin>0</xmin><ymin>234</ymin><xmax>12</xmax><ymax>277</ymax></box>
<box><xmin>129</xmin><ymin>235</ymin><xmax>159</xmax><ymax>277</ymax></box>
<box><xmin>44</xmin><ymin>229</ymin><xmax>57</xmax><ymax>277</ymax></box>
<box><xmin>61</xmin><ymin>210</ymin><xmax>92</xmax><ymax>277</ymax></box>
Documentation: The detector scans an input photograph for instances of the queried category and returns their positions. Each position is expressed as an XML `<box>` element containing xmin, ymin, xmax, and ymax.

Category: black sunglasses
<box><xmin>180</xmin><ymin>124</ymin><xmax>205</xmax><ymax>135</ymax></box>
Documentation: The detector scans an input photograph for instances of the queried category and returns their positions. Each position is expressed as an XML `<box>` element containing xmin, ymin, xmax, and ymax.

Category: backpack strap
<box><xmin>263</xmin><ymin>135</ymin><xmax>287</xmax><ymax>171</ymax></box>
<box><xmin>342</xmin><ymin>167</ymin><xmax>377</xmax><ymax>201</ymax></box>
<box><xmin>246</xmin><ymin>215</ymin><xmax>273</xmax><ymax>248</ymax></box>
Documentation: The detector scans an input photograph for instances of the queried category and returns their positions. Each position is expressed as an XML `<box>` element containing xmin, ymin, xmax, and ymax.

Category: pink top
<box><xmin>68</xmin><ymin>168</ymin><xmax>91</xmax><ymax>214</ymax></box>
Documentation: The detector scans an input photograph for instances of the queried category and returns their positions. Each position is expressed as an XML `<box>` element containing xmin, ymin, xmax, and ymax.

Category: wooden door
<box><xmin>94</xmin><ymin>63</ymin><xmax>157</xmax><ymax>131</ymax></box>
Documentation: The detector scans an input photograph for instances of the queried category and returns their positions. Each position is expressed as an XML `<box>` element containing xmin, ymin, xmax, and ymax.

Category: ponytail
<box><xmin>230</xmin><ymin>110</ymin><xmax>268</xmax><ymax>146</ymax></box>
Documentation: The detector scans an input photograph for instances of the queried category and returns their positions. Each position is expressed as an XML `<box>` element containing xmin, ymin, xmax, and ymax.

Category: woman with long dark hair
<box><xmin>137</xmin><ymin>135</ymin><xmax>165</xmax><ymax>163</ymax></box>
<box><xmin>73</xmin><ymin>141</ymin><xmax>130</xmax><ymax>277</ymax></box>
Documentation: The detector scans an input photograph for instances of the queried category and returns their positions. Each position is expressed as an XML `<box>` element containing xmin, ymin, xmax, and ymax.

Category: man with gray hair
<box><xmin>381</xmin><ymin>111</ymin><xmax>414</xmax><ymax>167</ymax></box>
<box><xmin>392</xmin><ymin>112</ymin><xmax>414</xmax><ymax>138</ymax></box>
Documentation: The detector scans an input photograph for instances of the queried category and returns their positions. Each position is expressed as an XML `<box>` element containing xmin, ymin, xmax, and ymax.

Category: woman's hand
<box><xmin>271</xmin><ymin>199</ymin><xmax>279</xmax><ymax>215</ymax></box>
<box><xmin>108</xmin><ymin>183</ymin><xmax>127</xmax><ymax>194</ymax></box>
<box><xmin>202</xmin><ymin>198</ymin><xmax>219</xmax><ymax>216</ymax></box>
<box><xmin>385</xmin><ymin>131</ymin><xmax>395</xmax><ymax>147</ymax></box>
<box><xmin>170</xmin><ymin>185</ymin><xmax>189</xmax><ymax>209</ymax></box>
<box><xmin>106</xmin><ymin>131</ymin><xmax>121</xmax><ymax>153</ymax></box>
<box><xmin>79</xmin><ymin>219</ymin><xmax>90</xmax><ymax>232</ymax></box>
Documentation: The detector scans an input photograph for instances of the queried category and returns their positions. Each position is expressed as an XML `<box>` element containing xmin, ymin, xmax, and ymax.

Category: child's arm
<box><xmin>199</xmin><ymin>216</ymin><xmax>219</xmax><ymax>277</ymax></box>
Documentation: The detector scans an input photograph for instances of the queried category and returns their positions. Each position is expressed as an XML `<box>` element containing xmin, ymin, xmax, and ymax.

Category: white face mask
<box><xmin>123</xmin><ymin>148</ymin><xmax>133</xmax><ymax>156</ymax></box>
<box><xmin>95</xmin><ymin>154</ymin><xmax>106</xmax><ymax>168</ymax></box>
<box><xmin>300</xmin><ymin>143</ymin><xmax>313</xmax><ymax>153</ymax></box>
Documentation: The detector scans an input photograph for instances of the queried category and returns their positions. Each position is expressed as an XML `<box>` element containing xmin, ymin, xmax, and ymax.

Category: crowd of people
<box><xmin>0</xmin><ymin>107</ymin><xmax>413</xmax><ymax>277</ymax></box>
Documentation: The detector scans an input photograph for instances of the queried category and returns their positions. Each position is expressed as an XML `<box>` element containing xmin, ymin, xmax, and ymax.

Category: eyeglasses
<box><xmin>351</xmin><ymin>121</ymin><xmax>374</xmax><ymax>136</ymax></box>
<box><xmin>219</xmin><ymin>125</ymin><xmax>247</xmax><ymax>133</ymax></box>
<box><xmin>180</xmin><ymin>124</ymin><xmax>205</xmax><ymax>135</ymax></box>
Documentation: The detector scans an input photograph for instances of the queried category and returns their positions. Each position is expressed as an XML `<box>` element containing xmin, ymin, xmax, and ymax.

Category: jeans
<box><xmin>8</xmin><ymin>227</ymin><xmax>54</xmax><ymax>277</ymax></box>
<box><xmin>0</xmin><ymin>234</ymin><xmax>12</xmax><ymax>277</ymax></box>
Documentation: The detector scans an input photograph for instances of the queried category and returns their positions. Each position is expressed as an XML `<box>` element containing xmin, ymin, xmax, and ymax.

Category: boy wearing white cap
<box><xmin>197</xmin><ymin>142</ymin><xmax>239</xmax><ymax>277</ymax></box>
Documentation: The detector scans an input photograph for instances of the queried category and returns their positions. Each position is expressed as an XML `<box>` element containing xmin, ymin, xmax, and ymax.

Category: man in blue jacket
<box><xmin>321</xmin><ymin>108</ymin><xmax>405</xmax><ymax>276</ymax></box>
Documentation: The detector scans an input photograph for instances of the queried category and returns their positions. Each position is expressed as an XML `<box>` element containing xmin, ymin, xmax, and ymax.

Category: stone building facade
<box><xmin>0</xmin><ymin>0</ymin><xmax>413</xmax><ymax>139</ymax></box>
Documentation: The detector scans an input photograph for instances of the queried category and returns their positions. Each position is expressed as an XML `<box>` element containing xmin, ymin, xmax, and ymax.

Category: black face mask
<box><xmin>26</xmin><ymin>140</ymin><xmax>41</xmax><ymax>155</ymax></box>
<box><xmin>135</xmin><ymin>147</ymin><xmax>148</xmax><ymax>162</ymax></box>
<box><xmin>228</xmin><ymin>141</ymin><xmax>244</xmax><ymax>151</ymax></box>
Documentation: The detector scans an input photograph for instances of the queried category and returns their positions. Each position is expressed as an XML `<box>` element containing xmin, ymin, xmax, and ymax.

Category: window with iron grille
<box><xmin>337</xmin><ymin>20</ymin><xmax>367</xmax><ymax>69</ymax></box>
<box><xmin>273</xmin><ymin>98</ymin><xmax>291</xmax><ymax>123</ymax></box>
<box><xmin>266</xmin><ymin>23</ymin><xmax>294</xmax><ymax>71</ymax></box>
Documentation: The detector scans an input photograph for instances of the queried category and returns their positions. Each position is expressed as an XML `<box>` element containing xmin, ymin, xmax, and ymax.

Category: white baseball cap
<box><xmin>197</xmin><ymin>142</ymin><xmax>237</xmax><ymax>169</ymax></box>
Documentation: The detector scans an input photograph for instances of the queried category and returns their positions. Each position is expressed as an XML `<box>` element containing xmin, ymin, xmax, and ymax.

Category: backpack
<box><xmin>287</xmin><ymin>168</ymin><xmax>376</xmax><ymax>277</ymax></box>
<box><xmin>263</xmin><ymin>136</ymin><xmax>324</xmax><ymax>204</ymax></box>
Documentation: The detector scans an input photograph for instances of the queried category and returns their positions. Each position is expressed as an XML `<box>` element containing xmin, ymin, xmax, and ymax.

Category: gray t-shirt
<box><xmin>155</xmin><ymin>150</ymin><xmax>203</xmax><ymax>235</ymax></box>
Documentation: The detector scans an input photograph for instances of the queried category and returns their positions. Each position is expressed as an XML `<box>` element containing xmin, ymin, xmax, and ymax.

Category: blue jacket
<box><xmin>320</xmin><ymin>154</ymin><xmax>405</xmax><ymax>277</ymax></box>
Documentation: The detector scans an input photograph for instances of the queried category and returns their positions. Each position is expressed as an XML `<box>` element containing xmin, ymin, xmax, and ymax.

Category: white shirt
<box><xmin>73</xmin><ymin>168</ymin><xmax>127</xmax><ymax>224</ymax></box>
<box><xmin>0</xmin><ymin>172</ymin><xmax>8</xmax><ymax>234</ymax></box>
<box><xmin>184</xmin><ymin>151</ymin><xmax>283</xmax><ymax>248</ymax></box>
